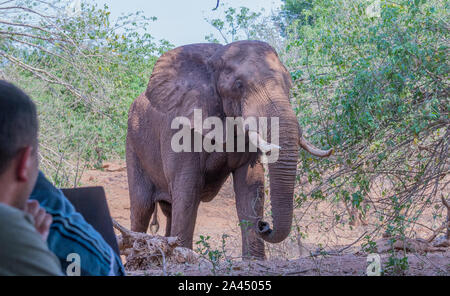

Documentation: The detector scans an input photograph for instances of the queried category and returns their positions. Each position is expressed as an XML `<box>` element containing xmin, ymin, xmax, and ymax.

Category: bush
<box><xmin>0</xmin><ymin>0</ymin><xmax>173</xmax><ymax>186</ymax></box>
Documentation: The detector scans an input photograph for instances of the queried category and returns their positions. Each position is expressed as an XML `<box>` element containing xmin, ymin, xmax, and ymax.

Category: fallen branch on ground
<box><xmin>360</xmin><ymin>236</ymin><xmax>448</xmax><ymax>254</ymax></box>
<box><xmin>112</xmin><ymin>219</ymin><xmax>200</xmax><ymax>271</ymax></box>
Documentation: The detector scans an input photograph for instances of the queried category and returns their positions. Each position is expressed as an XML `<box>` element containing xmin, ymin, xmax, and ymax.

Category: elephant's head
<box><xmin>147</xmin><ymin>40</ymin><xmax>332</xmax><ymax>244</ymax></box>
<box><xmin>207</xmin><ymin>41</ymin><xmax>332</xmax><ymax>243</ymax></box>
<box><xmin>208</xmin><ymin>41</ymin><xmax>301</xmax><ymax>243</ymax></box>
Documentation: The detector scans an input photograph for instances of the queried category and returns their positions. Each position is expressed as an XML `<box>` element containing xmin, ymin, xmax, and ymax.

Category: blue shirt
<box><xmin>30</xmin><ymin>171</ymin><xmax>125</xmax><ymax>276</ymax></box>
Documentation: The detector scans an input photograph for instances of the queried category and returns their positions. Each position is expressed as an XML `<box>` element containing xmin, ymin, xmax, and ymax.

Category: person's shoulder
<box><xmin>0</xmin><ymin>202</ymin><xmax>46</xmax><ymax>253</ymax></box>
<box><xmin>0</xmin><ymin>202</ymin><xmax>37</xmax><ymax>244</ymax></box>
<box><xmin>0</xmin><ymin>202</ymin><xmax>22</xmax><ymax>215</ymax></box>
<box><xmin>0</xmin><ymin>202</ymin><xmax>33</xmax><ymax>226</ymax></box>
<box><xmin>0</xmin><ymin>202</ymin><xmax>63</xmax><ymax>276</ymax></box>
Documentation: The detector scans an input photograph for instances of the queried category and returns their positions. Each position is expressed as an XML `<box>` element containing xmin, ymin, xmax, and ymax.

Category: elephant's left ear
<box><xmin>145</xmin><ymin>44</ymin><xmax>224</xmax><ymax>137</ymax></box>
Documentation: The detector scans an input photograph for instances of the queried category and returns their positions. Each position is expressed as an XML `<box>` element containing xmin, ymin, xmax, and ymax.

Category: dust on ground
<box><xmin>80</xmin><ymin>160</ymin><xmax>450</xmax><ymax>276</ymax></box>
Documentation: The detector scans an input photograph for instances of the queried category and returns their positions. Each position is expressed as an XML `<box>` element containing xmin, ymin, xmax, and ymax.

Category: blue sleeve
<box><xmin>30</xmin><ymin>171</ymin><xmax>125</xmax><ymax>276</ymax></box>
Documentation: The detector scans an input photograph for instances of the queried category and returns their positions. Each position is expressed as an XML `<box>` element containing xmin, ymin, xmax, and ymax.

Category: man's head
<box><xmin>0</xmin><ymin>80</ymin><xmax>39</xmax><ymax>209</ymax></box>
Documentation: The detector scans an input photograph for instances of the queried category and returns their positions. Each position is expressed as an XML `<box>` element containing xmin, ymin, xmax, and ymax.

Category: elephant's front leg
<box><xmin>233</xmin><ymin>161</ymin><xmax>265</xmax><ymax>260</ymax></box>
<box><xmin>164</xmin><ymin>150</ymin><xmax>203</xmax><ymax>249</ymax></box>
<box><xmin>170</xmin><ymin>183</ymin><xmax>201</xmax><ymax>249</ymax></box>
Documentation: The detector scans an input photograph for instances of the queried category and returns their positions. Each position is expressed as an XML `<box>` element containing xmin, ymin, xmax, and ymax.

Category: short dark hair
<box><xmin>0</xmin><ymin>80</ymin><xmax>38</xmax><ymax>174</ymax></box>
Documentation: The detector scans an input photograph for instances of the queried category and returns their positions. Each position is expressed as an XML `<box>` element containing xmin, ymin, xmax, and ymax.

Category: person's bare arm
<box><xmin>24</xmin><ymin>200</ymin><xmax>52</xmax><ymax>241</ymax></box>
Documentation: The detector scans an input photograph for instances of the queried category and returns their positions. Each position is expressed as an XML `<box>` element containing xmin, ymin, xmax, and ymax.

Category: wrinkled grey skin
<box><xmin>126</xmin><ymin>41</ymin><xmax>331</xmax><ymax>259</ymax></box>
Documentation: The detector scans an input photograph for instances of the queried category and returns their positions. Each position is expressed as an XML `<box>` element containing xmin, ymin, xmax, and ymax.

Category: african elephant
<box><xmin>126</xmin><ymin>40</ymin><xmax>332</xmax><ymax>260</ymax></box>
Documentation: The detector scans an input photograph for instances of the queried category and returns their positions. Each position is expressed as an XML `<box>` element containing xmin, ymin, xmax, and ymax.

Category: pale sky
<box><xmin>94</xmin><ymin>0</ymin><xmax>282</xmax><ymax>46</ymax></box>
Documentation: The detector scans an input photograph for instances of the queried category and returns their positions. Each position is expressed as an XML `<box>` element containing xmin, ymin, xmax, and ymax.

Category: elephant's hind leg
<box><xmin>159</xmin><ymin>201</ymin><xmax>172</xmax><ymax>237</ymax></box>
<box><xmin>126</xmin><ymin>141</ymin><xmax>156</xmax><ymax>233</ymax></box>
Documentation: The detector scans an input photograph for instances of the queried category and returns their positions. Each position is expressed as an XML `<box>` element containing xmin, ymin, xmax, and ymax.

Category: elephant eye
<box><xmin>234</xmin><ymin>80</ymin><xmax>243</xmax><ymax>91</ymax></box>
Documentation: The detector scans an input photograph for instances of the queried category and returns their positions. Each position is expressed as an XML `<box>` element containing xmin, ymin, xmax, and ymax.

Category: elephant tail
<box><xmin>149</xmin><ymin>203</ymin><xmax>160</xmax><ymax>234</ymax></box>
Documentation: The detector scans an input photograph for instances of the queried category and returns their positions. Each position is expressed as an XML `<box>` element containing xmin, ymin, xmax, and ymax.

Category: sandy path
<box><xmin>80</xmin><ymin>161</ymin><xmax>450</xmax><ymax>276</ymax></box>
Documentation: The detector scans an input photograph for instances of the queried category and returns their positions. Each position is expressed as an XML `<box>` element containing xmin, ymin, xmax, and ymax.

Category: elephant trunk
<box><xmin>255</xmin><ymin>98</ymin><xmax>300</xmax><ymax>244</ymax></box>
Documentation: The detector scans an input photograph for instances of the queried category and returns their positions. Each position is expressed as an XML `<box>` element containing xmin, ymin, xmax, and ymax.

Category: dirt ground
<box><xmin>80</xmin><ymin>160</ymin><xmax>450</xmax><ymax>276</ymax></box>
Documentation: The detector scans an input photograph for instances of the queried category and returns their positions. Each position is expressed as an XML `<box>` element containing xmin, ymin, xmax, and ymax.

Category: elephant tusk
<box><xmin>298</xmin><ymin>136</ymin><xmax>333</xmax><ymax>157</ymax></box>
<box><xmin>248</xmin><ymin>131</ymin><xmax>280</xmax><ymax>153</ymax></box>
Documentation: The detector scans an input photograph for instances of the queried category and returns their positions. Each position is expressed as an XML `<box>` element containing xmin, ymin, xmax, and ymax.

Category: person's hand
<box><xmin>24</xmin><ymin>200</ymin><xmax>52</xmax><ymax>241</ymax></box>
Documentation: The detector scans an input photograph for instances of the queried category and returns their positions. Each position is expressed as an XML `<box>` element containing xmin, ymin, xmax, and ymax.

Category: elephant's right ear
<box><xmin>145</xmin><ymin>44</ymin><xmax>224</xmax><ymax>137</ymax></box>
